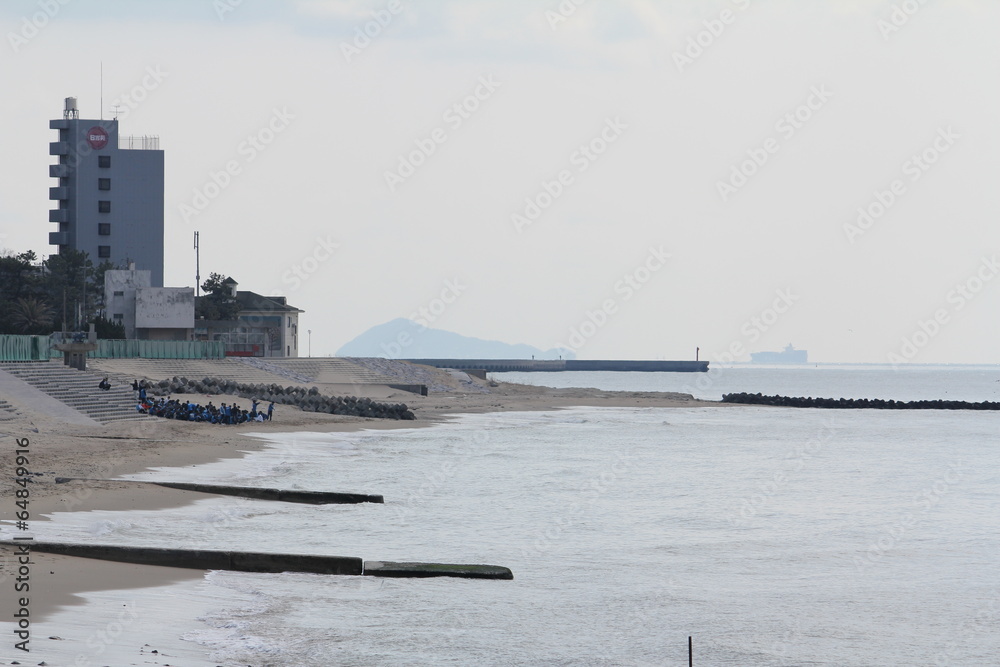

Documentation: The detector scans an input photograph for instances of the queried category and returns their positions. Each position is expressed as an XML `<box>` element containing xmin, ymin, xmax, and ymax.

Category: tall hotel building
<box><xmin>49</xmin><ymin>97</ymin><xmax>164</xmax><ymax>286</ymax></box>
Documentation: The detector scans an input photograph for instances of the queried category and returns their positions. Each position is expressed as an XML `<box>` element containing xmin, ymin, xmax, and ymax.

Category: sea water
<box><xmin>495</xmin><ymin>363</ymin><xmax>1000</xmax><ymax>402</ymax></box>
<box><xmin>4</xmin><ymin>366</ymin><xmax>1000</xmax><ymax>666</ymax></box>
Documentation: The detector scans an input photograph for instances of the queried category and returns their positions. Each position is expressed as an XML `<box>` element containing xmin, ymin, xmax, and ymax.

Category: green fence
<box><xmin>0</xmin><ymin>335</ymin><xmax>51</xmax><ymax>361</ymax></box>
<box><xmin>92</xmin><ymin>340</ymin><xmax>225</xmax><ymax>359</ymax></box>
<box><xmin>0</xmin><ymin>336</ymin><xmax>225</xmax><ymax>360</ymax></box>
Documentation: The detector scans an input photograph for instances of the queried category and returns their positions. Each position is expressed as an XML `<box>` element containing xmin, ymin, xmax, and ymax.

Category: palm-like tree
<box><xmin>11</xmin><ymin>297</ymin><xmax>54</xmax><ymax>333</ymax></box>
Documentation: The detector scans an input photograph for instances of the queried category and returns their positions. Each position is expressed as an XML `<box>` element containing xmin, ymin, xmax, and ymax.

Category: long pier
<box><xmin>405</xmin><ymin>359</ymin><xmax>709</xmax><ymax>373</ymax></box>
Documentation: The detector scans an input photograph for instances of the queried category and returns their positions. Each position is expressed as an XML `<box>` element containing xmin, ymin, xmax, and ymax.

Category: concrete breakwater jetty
<box><xmin>54</xmin><ymin>477</ymin><xmax>384</xmax><ymax>504</ymax></box>
<box><xmin>407</xmin><ymin>358</ymin><xmax>708</xmax><ymax>373</ymax></box>
<box><xmin>152</xmin><ymin>376</ymin><xmax>415</xmax><ymax>420</ymax></box>
<box><xmin>722</xmin><ymin>392</ymin><xmax>1000</xmax><ymax>410</ymax></box>
<box><xmin>0</xmin><ymin>541</ymin><xmax>513</xmax><ymax>580</ymax></box>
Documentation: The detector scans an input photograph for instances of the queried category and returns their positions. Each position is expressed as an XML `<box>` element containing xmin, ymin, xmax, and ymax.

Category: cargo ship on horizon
<box><xmin>750</xmin><ymin>343</ymin><xmax>808</xmax><ymax>364</ymax></box>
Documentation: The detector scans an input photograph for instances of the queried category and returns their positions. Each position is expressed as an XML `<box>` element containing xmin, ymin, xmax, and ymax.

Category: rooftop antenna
<box><xmin>194</xmin><ymin>231</ymin><xmax>201</xmax><ymax>297</ymax></box>
<box><xmin>111</xmin><ymin>104</ymin><xmax>123</xmax><ymax>121</ymax></box>
<box><xmin>100</xmin><ymin>61</ymin><xmax>103</xmax><ymax>120</ymax></box>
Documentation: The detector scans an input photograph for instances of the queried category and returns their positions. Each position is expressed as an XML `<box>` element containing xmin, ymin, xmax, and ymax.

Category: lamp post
<box><xmin>308</xmin><ymin>329</ymin><xmax>312</xmax><ymax>358</ymax></box>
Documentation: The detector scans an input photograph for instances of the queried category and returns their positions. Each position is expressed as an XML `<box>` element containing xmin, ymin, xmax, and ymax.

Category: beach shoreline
<box><xmin>1</xmin><ymin>380</ymin><xmax>721</xmax><ymax>626</ymax></box>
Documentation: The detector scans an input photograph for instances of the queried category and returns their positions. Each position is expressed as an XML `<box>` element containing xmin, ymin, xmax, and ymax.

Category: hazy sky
<box><xmin>2</xmin><ymin>0</ymin><xmax>998</xmax><ymax>363</ymax></box>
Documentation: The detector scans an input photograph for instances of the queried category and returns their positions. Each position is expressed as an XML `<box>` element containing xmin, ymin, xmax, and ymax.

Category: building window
<box><xmin>98</xmin><ymin>155</ymin><xmax>111</xmax><ymax>168</ymax></box>
<box><xmin>99</xmin><ymin>223</ymin><xmax>111</xmax><ymax>236</ymax></box>
<box><xmin>98</xmin><ymin>245</ymin><xmax>111</xmax><ymax>258</ymax></box>
<box><xmin>113</xmin><ymin>291</ymin><xmax>124</xmax><ymax>297</ymax></box>
<box><xmin>98</xmin><ymin>200</ymin><xmax>111</xmax><ymax>213</ymax></box>
<box><xmin>113</xmin><ymin>313</ymin><xmax>123</xmax><ymax>321</ymax></box>
<box><xmin>98</xmin><ymin>178</ymin><xmax>111</xmax><ymax>191</ymax></box>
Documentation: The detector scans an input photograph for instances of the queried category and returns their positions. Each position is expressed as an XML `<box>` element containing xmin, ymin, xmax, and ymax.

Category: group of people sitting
<box><xmin>138</xmin><ymin>397</ymin><xmax>275</xmax><ymax>424</ymax></box>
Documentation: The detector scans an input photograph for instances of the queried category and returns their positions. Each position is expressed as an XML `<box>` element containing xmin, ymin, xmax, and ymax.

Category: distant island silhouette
<box><xmin>337</xmin><ymin>318</ymin><xmax>573</xmax><ymax>360</ymax></box>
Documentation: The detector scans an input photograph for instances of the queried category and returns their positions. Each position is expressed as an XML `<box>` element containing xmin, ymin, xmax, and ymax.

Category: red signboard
<box><xmin>87</xmin><ymin>126</ymin><xmax>109</xmax><ymax>150</ymax></box>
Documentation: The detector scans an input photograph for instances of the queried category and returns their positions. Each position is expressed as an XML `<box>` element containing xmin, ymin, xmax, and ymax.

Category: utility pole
<box><xmin>194</xmin><ymin>231</ymin><xmax>201</xmax><ymax>296</ymax></box>
<box><xmin>308</xmin><ymin>329</ymin><xmax>312</xmax><ymax>358</ymax></box>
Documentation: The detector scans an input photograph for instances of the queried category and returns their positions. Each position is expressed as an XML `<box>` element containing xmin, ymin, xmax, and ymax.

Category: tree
<box><xmin>92</xmin><ymin>313</ymin><xmax>126</xmax><ymax>339</ymax></box>
<box><xmin>10</xmin><ymin>297</ymin><xmax>54</xmax><ymax>334</ymax></box>
<box><xmin>43</xmin><ymin>249</ymin><xmax>94</xmax><ymax>330</ymax></box>
<box><xmin>196</xmin><ymin>272</ymin><xmax>240</xmax><ymax>320</ymax></box>
<box><xmin>0</xmin><ymin>250</ymin><xmax>41</xmax><ymax>301</ymax></box>
<box><xmin>0</xmin><ymin>250</ymin><xmax>45</xmax><ymax>334</ymax></box>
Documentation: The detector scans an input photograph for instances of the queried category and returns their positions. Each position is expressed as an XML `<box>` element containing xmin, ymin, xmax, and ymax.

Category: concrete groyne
<box><xmin>722</xmin><ymin>392</ymin><xmax>1000</xmax><ymax>410</ymax></box>
<box><xmin>11</xmin><ymin>541</ymin><xmax>364</xmax><ymax>575</ymax></box>
<box><xmin>54</xmin><ymin>477</ymin><xmax>384</xmax><ymax>504</ymax></box>
<box><xmin>364</xmin><ymin>561</ymin><xmax>514</xmax><ymax>580</ymax></box>
<box><xmin>1</xmin><ymin>541</ymin><xmax>512</xmax><ymax>580</ymax></box>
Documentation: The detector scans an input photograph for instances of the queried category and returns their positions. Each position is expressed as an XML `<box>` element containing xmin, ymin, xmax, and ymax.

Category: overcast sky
<box><xmin>2</xmin><ymin>0</ymin><xmax>998</xmax><ymax>363</ymax></box>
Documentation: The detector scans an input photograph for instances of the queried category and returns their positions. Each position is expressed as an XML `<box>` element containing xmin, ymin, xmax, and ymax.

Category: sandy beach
<box><xmin>0</xmin><ymin>369</ymin><xmax>718</xmax><ymax>630</ymax></box>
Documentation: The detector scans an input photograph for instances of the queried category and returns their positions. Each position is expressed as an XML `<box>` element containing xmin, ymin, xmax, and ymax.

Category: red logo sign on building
<box><xmin>87</xmin><ymin>126</ymin><xmax>109</xmax><ymax>150</ymax></box>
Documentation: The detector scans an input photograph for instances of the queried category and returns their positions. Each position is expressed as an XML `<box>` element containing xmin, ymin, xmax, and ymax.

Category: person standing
<box><xmin>267</xmin><ymin>402</ymin><xmax>274</xmax><ymax>422</ymax></box>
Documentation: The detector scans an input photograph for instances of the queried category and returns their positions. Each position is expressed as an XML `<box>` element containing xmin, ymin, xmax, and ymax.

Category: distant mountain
<box><xmin>337</xmin><ymin>318</ymin><xmax>573</xmax><ymax>360</ymax></box>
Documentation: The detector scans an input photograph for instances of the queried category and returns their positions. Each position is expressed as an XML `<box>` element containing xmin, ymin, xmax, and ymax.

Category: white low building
<box><xmin>105</xmin><ymin>267</ymin><xmax>194</xmax><ymax>340</ymax></box>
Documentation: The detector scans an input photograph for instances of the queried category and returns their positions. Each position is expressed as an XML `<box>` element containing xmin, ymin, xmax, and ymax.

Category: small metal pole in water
<box><xmin>688</xmin><ymin>636</ymin><xmax>693</xmax><ymax>666</ymax></box>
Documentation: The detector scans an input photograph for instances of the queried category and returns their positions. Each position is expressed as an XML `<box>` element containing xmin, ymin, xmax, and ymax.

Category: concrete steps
<box><xmin>264</xmin><ymin>358</ymin><xmax>396</xmax><ymax>384</ymax></box>
<box><xmin>87</xmin><ymin>358</ymin><xmax>309</xmax><ymax>387</ymax></box>
<box><xmin>0</xmin><ymin>361</ymin><xmax>151</xmax><ymax>424</ymax></box>
<box><xmin>89</xmin><ymin>357</ymin><xmax>398</xmax><ymax>387</ymax></box>
<box><xmin>0</xmin><ymin>398</ymin><xmax>18</xmax><ymax>421</ymax></box>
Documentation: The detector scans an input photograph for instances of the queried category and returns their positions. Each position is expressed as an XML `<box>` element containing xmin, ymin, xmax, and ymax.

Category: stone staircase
<box><xmin>0</xmin><ymin>361</ymin><xmax>151</xmax><ymax>424</ymax></box>
<box><xmin>0</xmin><ymin>397</ymin><xmax>18</xmax><ymax>421</ymax></box>
<box><xmin>87</xmin><ymin>358</ymin><xmax>309</xmax><ymax>387</ymax></box>
<box><xmin>261</xmin><ymin>358</ymin><xmax>396</xmax><ymax>384</ymax></box>
<box><xmin>89</xmin><ymin>357</ymin><xmax>399</xmax><ymax>387</ymax></box>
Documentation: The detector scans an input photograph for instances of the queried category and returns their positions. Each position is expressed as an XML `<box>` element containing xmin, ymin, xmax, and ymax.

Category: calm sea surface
<box><xmin>495</xmin><ymin>363</ymin><xmax>1000</xmax><ymax>402</ymax></box>
<box><xmin>4</xmin><ymin>365</ymin><xmax>999</xmax><ymax>666</ymax></box>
